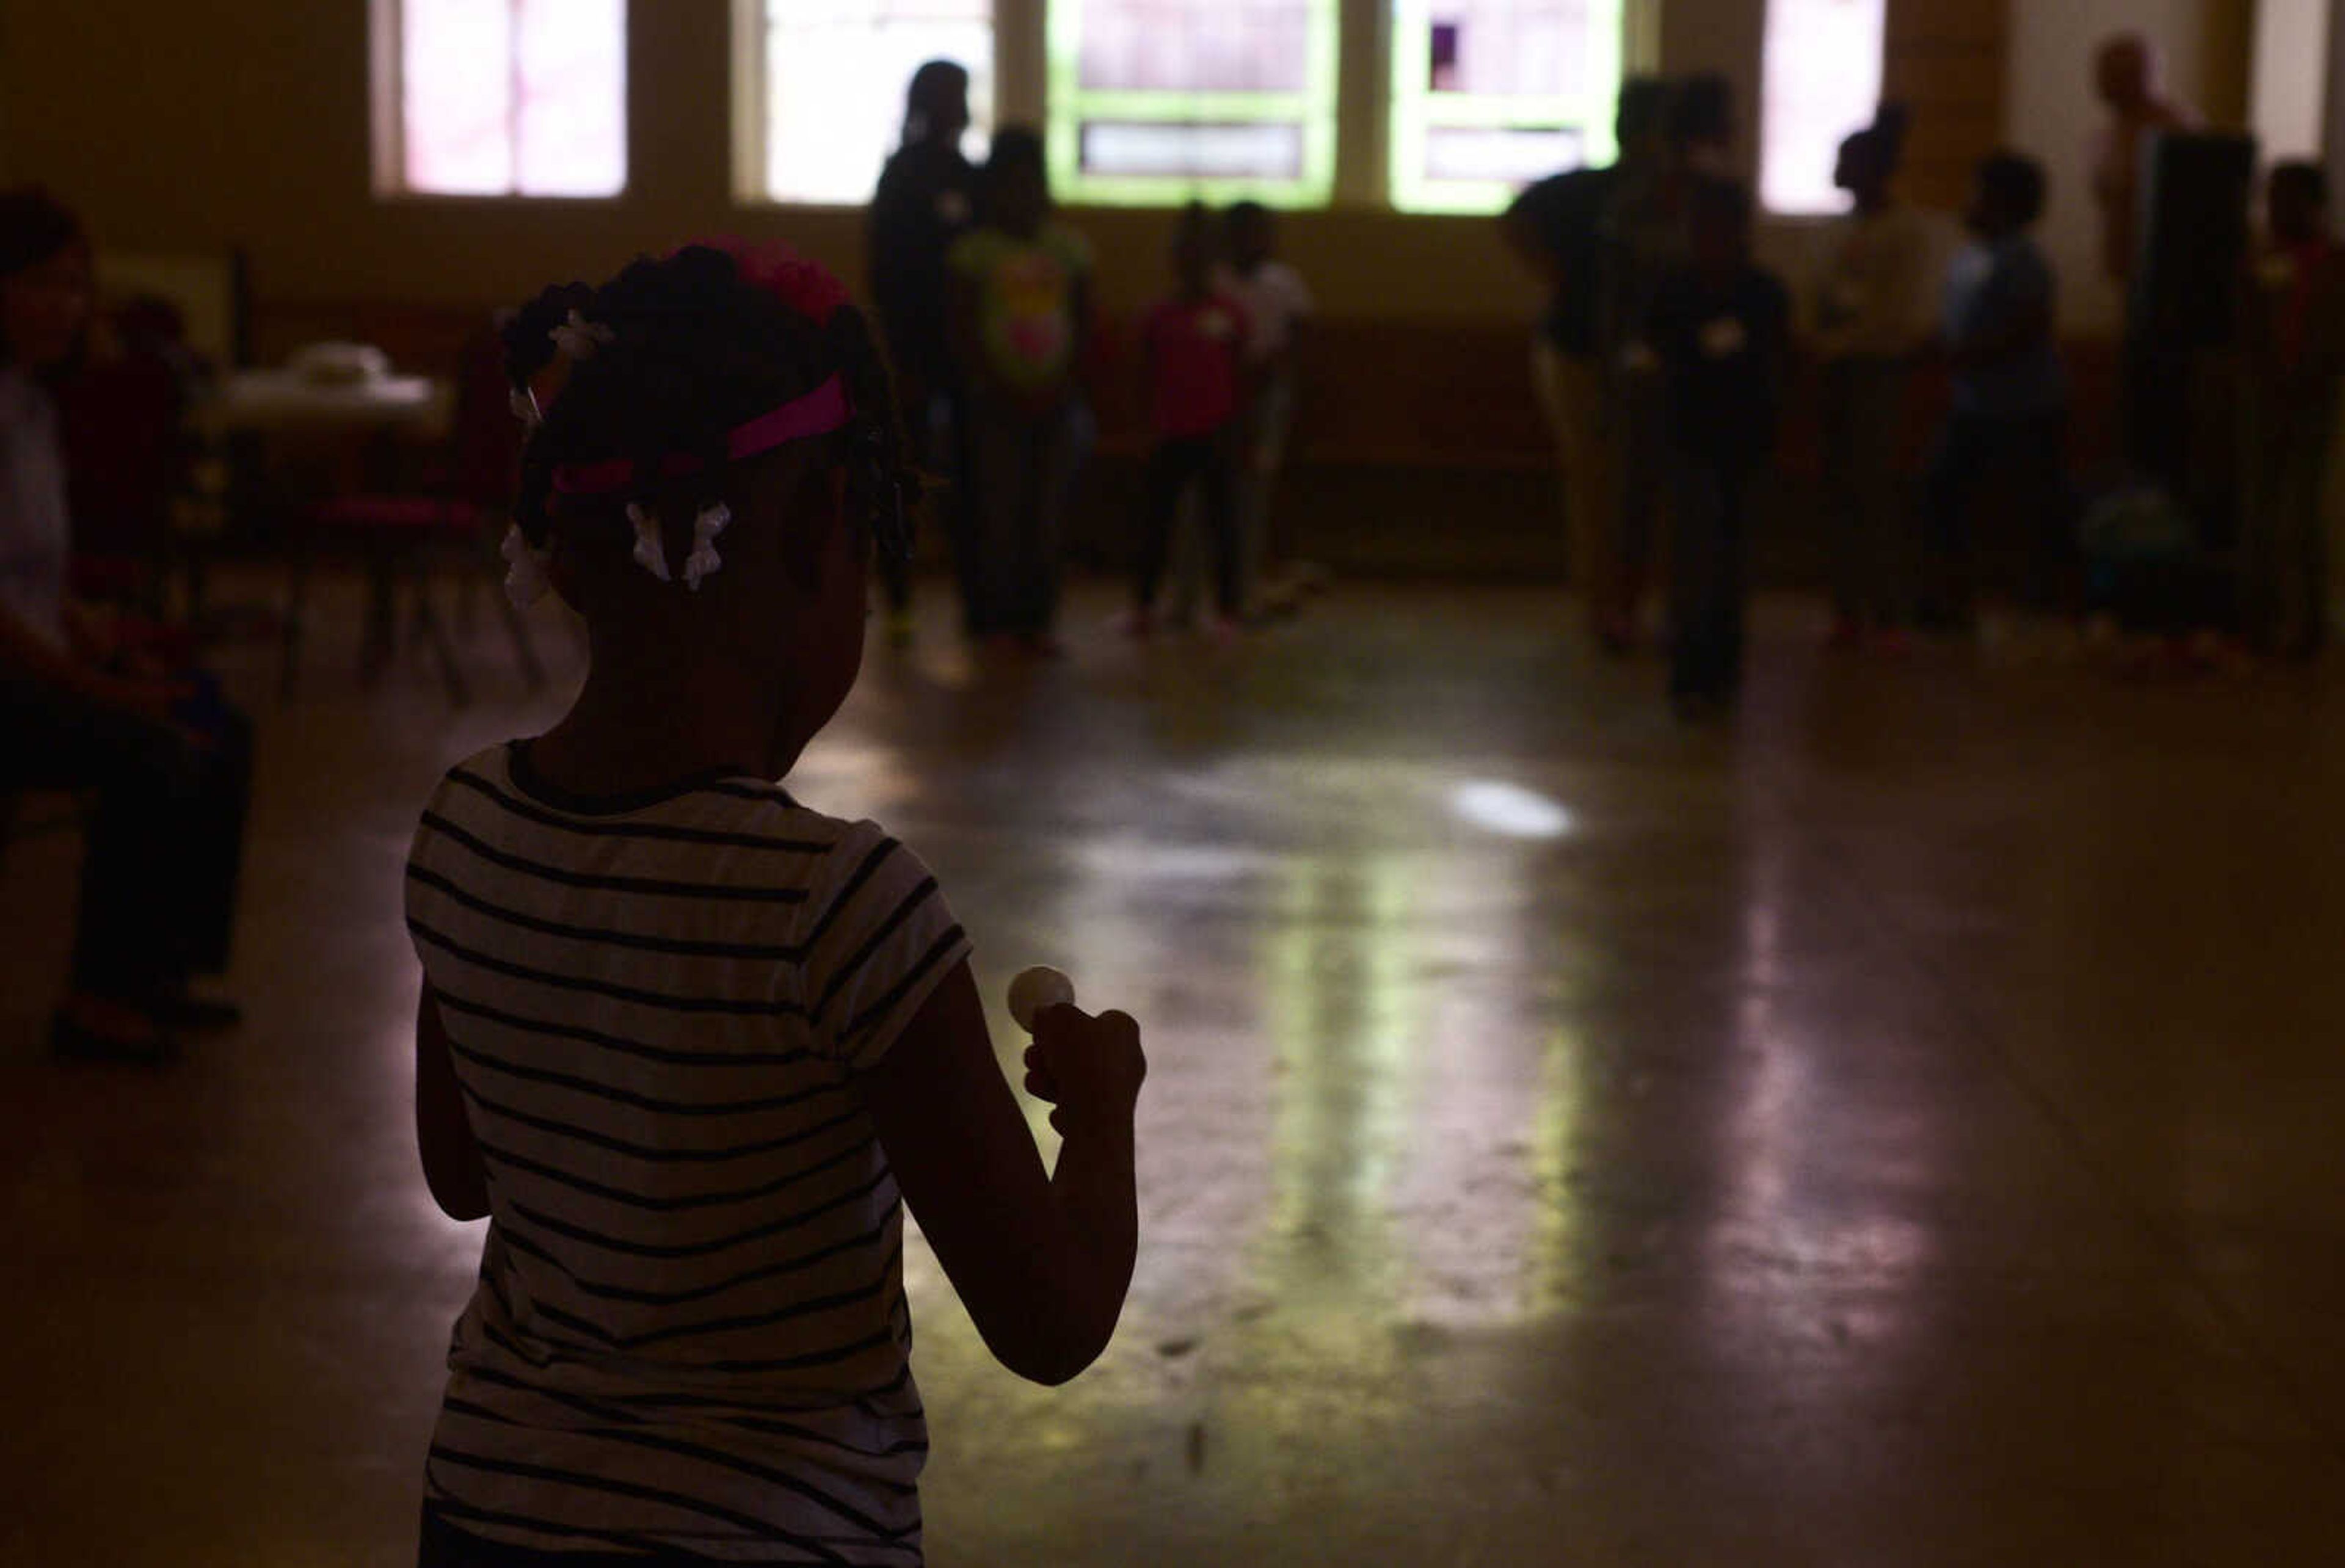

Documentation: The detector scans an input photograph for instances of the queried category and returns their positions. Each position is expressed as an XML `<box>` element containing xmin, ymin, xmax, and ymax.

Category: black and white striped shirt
<box><xmin>405</xmin><ymin>742</ymin><xmax>969</xmax><ymax>1563</ymax></box>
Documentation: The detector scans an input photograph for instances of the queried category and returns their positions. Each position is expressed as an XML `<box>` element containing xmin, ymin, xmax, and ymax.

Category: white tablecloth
<box><xmin>194</xmin><ymin>371</ymin><xmax>453</xmax><ymax>438</ymax></box>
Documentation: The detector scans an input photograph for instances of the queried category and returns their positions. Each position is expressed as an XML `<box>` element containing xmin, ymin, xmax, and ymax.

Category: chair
<box><xmin>62</xmin><ymin>259</ymin><xmax>264</xmax><ymax>626</ymax></box>
<box><xmin>93</xmin><ymin>249</ymin><xmax>249</xmax><ymax>370</ymax></box>
<box><xmin>280</xmin><ymin>330</ymin><xmax>545</xmax><ymax>705</ymax></box>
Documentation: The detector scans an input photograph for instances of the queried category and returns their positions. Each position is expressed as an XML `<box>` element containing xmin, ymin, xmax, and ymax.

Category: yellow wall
<box><xmin>2004</xmin><ymin>0</ymin><xmax>2253</xmax><ymax>335</ymax></box>
<box><xmin>0</xmin><ymin>0</ymin><xmax>1517</xmax><ymax>324</ymax></box>
<box><xmin>0</xmin><ymin>0</ymin><xmax>1739</xmax><ymax>328</ymax></box>
<box><xmin>0</xmin><ymin>0</ymin><xmax>2246</xmax><ymax>336</ymax></box>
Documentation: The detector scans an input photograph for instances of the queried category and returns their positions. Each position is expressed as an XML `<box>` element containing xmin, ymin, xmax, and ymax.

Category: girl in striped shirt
<box><xmin>406</xmin><ymin>242</ymin><xmax>1145</xmax><ymax>1566</ymax></box>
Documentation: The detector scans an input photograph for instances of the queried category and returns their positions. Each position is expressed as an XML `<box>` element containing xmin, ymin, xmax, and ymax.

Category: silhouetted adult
<box><xmin>870</xmin><ymin>60</ymin><xmax>982</xmax><ymax>642</ymax></box>
<box><xmin>2090</xmin><ymin>32</ymin><xmax>2197</xmax><ymax>283</ymax></box>
<box><xmin>0</xmin><ymin>186</ymin><xmax>252</xmax><ymax>1063</ymax></box>
<box><xmin>1504</xmin><ymin>77</ymin><xmax>1671</xmax><ymax>652</ymax></box>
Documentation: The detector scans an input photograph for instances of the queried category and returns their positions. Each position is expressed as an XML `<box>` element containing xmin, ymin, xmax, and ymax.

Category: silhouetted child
<box><xmin>2239</xmin><ymin>161</ymin><xmax>2345</xmax><ymax>658</ymax></box>
<box><xmin>947</xmin><ymin>127</ymin><xmax>1091</xmax><ymax>653</ymax></box>
<box><xmin>1127</xmin><ymin>203</ymin><xmax>1251</xmax><ymax>638</ymax></box>
<box><xmin>1645</xmin><ymin>178</ymin><xmax>1788</xmax><ymax>713</ymax></box>
<box><xmin>1216</xmin><ymin>199</ymin><xmax>1315</xmax><ymax>612</ymax></box>
<box><xmin>868</xmin><ymin>59</ymin><xmax>981</xmax><ymax>647</ymax></box>
<box><xmin>1813</xmin><ymin>111</ymin><xmax>1933</xmax><ymax>650</ymax></box>
<box><xmin>1922</xmin><ymin>151</ymin><xmax>2070</xmax><ymax>632</ymax></box>
<box><xmin>409</xmin><ymin>241</ymin><xmax>1145</xmax><ymax>1564</ymax></box>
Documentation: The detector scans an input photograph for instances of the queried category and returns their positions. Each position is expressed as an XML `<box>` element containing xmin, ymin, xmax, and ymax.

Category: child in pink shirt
<box><xmin>1127</xmin><ymin>204</ymin><xmax>1251</xmax><ymax>636</ymax></box>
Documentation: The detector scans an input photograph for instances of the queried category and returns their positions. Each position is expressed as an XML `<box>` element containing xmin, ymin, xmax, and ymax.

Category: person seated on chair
<box><xmin>0</xmin><ymin>186</ymin><xmax>253</xmax><ymax>1064</ymax></box>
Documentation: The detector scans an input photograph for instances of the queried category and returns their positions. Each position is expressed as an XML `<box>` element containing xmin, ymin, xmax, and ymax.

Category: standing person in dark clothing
<box><xmin>2239</xmin><ymin>161</ymin><xmax>2345</xmax><ymax>658</ymax></box>
<box><xmin>1</xmin><ymin>186</ymin><xmax>252</xmax><ymax>1062</ymax></box>
<box><xmin>869</xmin><ymin>60</ymin><xmax>981</xmax><ymax>645</ymax></box>
<box><xmin>1645</xmin><ymin>179</ymin><xmax>1789</xmax><ymax>714</ymax></box>
<box><xmin>1921</xmin><ymin>152</ymin><xmax>2070</xmax><ymax>631</ymax></box>
<box><xmin>1504</xmin><ymin>78</ymin><xmax>1671</xmax><ymax>652</ymax></box>
<box><xmin>1599</xmin><ymin>71</ymin><xmax>1737</xmax><ymax>654</ymax></box>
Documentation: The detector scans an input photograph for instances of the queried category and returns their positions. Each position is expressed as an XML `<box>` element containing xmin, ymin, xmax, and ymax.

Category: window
<box><xmin>381</xmin><ymin>0</ymin><xmax>628</xmax><ymax>197</ymax></box>
<box><xmin>1758</xmin><ymin>0</ymin><xmax>1884</xmax><ymax>215</ymax></box>
<box><xmin>1389</xmin><ymin>1</ymin><xmax>1624</xmax><ymax>214</ymax></box>
<box><xmin>1047</xmin><ymin>0</ymin><xmax>1340</xmax><ymax>206</ymax></box>
<box><xmin>752</xmin><ymin>1</ymin><xmax>995</xmax><ymax>205</ymax></box>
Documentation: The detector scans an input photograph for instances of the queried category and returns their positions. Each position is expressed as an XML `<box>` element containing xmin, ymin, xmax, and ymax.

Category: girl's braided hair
<box><xmin>500</xmin><ymin>243</ymin><xmax>918</xmax><ymax>569</ymax></box>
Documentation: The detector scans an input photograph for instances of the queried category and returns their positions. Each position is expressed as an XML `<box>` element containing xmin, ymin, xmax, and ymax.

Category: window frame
<box><xmin>1756</xmin><ymin>0</ymin><xmax>1887</xmax><ymax>218</ymax></box>
<box><xmin>1386</xmin><ymin>0</ymin><xmax>1627</xmax><ymax>216</ymax></box>
<box><xmin>1042</xmin><ymin>0</ymin><xmax>1343</xmax><ymax>209</ymax></box>
<box><xmin>369</xmin><ymin>0</ymin><xmax>631</xmax><ymax>201</ymax></box>
<box><xmin>732</xmin><ymin>0</ymin><xmax>1002</xmax><ymax>209</ymax></box>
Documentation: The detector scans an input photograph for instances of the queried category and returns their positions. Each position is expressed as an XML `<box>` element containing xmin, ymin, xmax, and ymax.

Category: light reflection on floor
<box><xmin>5</xmin><ymin>579</ymin><xmax>2345</xmax><ymax>1564</ymax></box>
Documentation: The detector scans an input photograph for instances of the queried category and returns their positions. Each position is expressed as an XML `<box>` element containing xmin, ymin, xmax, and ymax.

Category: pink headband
<box><xmin>549</xmin><ymin>374</ymin><xmax>853</xmax><ymax>497</ymax></box>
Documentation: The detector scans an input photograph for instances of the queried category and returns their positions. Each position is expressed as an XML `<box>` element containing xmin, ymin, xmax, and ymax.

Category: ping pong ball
<box><xmin>1008</xmin><ymin>966</ymin><xmax>1076</xmax><ymax>1033</ymax></box>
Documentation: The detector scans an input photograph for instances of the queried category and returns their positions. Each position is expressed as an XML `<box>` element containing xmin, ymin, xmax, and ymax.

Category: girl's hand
<box><xmin>1022</xmin><ymin>1003</ymin><xmax>1146</xmax><ymax>1137</ymax></box>
<box><xmin>859</xmin><ymin>962</ymin><xmax>1143</xmax><ymax>1384</ymax></box>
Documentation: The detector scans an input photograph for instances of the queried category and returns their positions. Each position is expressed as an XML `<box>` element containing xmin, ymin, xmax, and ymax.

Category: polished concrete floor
<box><xmin>7</xmin><ymin>576</ymin><xmax>2345</xmax><ymax>1566</ymax></box>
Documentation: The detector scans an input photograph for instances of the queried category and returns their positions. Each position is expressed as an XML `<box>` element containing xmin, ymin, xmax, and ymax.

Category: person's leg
<box><xmin>1237</xmin><ymin>371</ymin><xmax>1295</xmax><ymax>609</ymax></box>
<box><xmin>1199</xmin><ymin>435</ymin><xmax>1244</xmax><ymax>619</ymax></box>
<box><xmin>965</xmin><ymin>397</ymin><xmax>1022</xmax><ymax>639</ymax></box>
<box><xmin>179</xmin><ymin>693</ymin><xmax>253</xmax><ymax>976</ymax></box>
<box><xmin>1717</xmin><ymin>461</ymin><xmax>1752</xmax><ymax>694</ymax></box>
<box><xmin>2303</xmin><ymin>401</ymin><xmax>2333</xmax><ymax>656</ymax></box>
<box><xmin>2236</xmin><ymin>389</ymin><xmax>2282</xmax><ymax>649</ymax></box>
<box><xmin>1005</xmin><ymin>416</ymin><xmax>1052</xmax><ymax>637</ymax></box>
<box><xmin>1667</xmin><ymin>456</ymin><xmax>1727</xmax><ymax>700</ymax></box>
<box><xmin>1615</xmin><ymin>366</ymin><xmax>1668</xmax><ymax>639</ymax></box>
<box><xmin>1133</xmin><ymin>440</ymin><xmax>1194</xmax><ymax>613</ymax></box>
<box><xmin>874</xmin><ymin>379</ymin><xmax>921</xmax><ymax>626</ymax></box>
<box><xmin>1919</xmin><ymin>413</ymin><xmax>1988</xmax><ymax>630</ymax></box>
<box><xmin>2015</xmin><ymin>412</ymin><xmax>2074</xmax><ymax>615</ymax></box>
<box><xmin>1818</xmin><ymin>359</ymin><xmax>1864</xmax><ymax>629</ymax></box>
<box><xmin>1533</xmin><ymin>341</ymin><xmax>1616</xmax><ymax>634</ymax></box>
<box><xmin>875</xmin><ymin>538</ymin><xmax>914</xmax><ymax>622</ymax></box>
<box><xmin>1165</xmin><ymin>488</ymin><xmax>1206</xmax><ymax>625</ymax></box>
<box><xmin>2272</xmin><ymin>401</ymin><xmax>2335</xmax><ymax>655</ymax></box>
<box><xmin>1</xmin><ymin>679</ymin><xmax>202</xmax><ymax>1032</ymax></box>
<box><xmin>1027</xmin><ymin>400</ymin><xmax>1086</xmax><ymax>638</ymax></box>
<box><xmin>1850</xmin><ymin>357</ymin><xmax>1913</xmax><ymax>629</ymax></box>
<box><xmin>940</xmin><ymin>383</ymin><xmax>984</xmax><ymax>637</ymax></box>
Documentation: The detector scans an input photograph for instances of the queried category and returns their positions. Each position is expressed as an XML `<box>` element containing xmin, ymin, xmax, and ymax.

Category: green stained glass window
<box><xmin>1046</xmin><ymin>0</ymin><xmax>1340</xmax><ymax>208</ymax></box>
<box><xmin>1389</xmin><ymin>0</ymin><xmax>1625</xmax><ymax>214</ymax></box>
